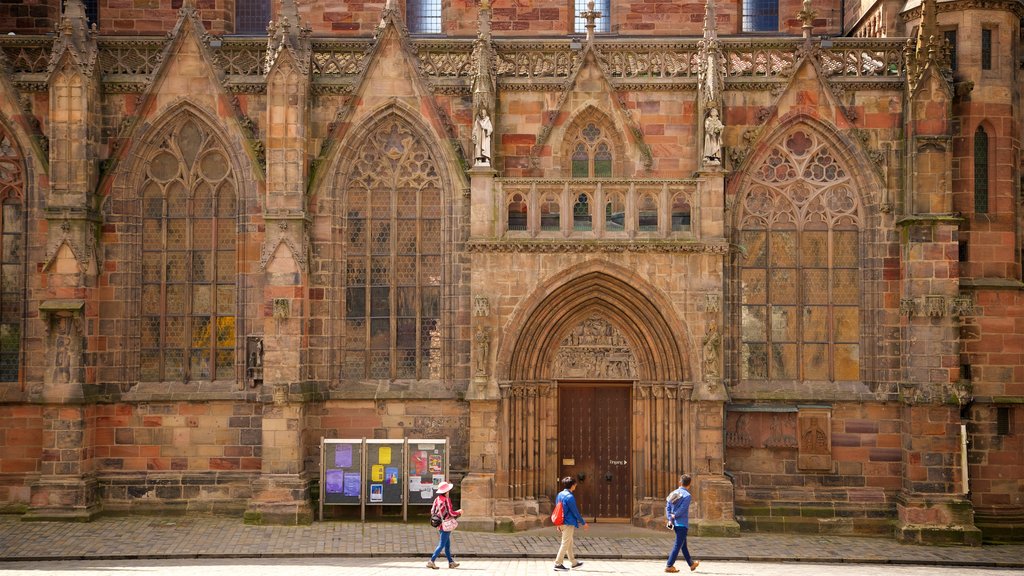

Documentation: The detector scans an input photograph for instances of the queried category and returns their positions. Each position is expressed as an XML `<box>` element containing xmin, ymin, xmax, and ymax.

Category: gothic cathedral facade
<box><xmin>0</xmin><ymin>0</ymin><xmax>1020</xmax><ymax>544</ymax></box>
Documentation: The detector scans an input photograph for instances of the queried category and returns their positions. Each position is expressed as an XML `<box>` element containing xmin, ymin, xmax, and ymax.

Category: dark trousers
<box><xmin>667</xmin><ymin>525</ymin><xmax>693</xmax><ymax>567</ymax></box>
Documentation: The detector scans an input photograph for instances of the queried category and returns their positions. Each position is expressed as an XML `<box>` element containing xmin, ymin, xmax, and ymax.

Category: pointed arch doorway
<box><xmin>497</xmin><ymin>266</ymin><xmax>692</xmax><ymax>524</ymax></box>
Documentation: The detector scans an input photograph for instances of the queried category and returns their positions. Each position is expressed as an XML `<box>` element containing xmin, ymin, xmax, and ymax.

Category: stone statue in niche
<box><xmin>474</xmin><ymin>326</ymin><xmax>490</xmax><ymax>377</ymax></box>
<box><xmin>702</xmin><ymin>320</ymin><xmax>721</xmax><ymax>380</ymax></box>
<box><xmin>703</xmin><ymin>108</ymin><xmax>723</xmax><ymax>165</ymax></box>
<box><xmin>473</xmin><ymin>107</ymin><xmax>493</xmax><ymax>165</ymax></box>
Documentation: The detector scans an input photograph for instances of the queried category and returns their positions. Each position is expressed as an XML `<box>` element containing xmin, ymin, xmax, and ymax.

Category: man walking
<box><xmin>665</xmin><ymin>474</ymin><xmax>699</xmax><ymax>572</ymax></box>
<box><xmin>553</xmin><ymin>476</ymin><xmax>587</xmax><ymax>571</ymax></box>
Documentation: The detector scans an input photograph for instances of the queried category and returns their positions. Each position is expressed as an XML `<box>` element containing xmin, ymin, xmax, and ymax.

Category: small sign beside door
<box><xmin>562</xmin><ymin>458</ymin><xmax>575</xmax><ymax>466</ymax></box>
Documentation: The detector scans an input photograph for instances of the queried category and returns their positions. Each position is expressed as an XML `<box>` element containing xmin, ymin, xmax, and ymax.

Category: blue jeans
<box><xmin>430</xmin><ymin>529</ymin><xmax>453</xmax><ymax>563</ymax></box>
<box><xmin>667</xmin><ymin>525</ymin><xmax>692</xmax><ymax>568</ymax></box>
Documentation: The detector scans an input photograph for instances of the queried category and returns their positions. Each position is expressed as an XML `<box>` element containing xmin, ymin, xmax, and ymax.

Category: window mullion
<box><xmin>159</xmin><ymin>195</ymin><xmax>169</xmax><ymax>382</ymax></box>
<box><xmin>184</xmin><ymin>189</ymin><xmax>194</xmax><ymax>383</ymax></box>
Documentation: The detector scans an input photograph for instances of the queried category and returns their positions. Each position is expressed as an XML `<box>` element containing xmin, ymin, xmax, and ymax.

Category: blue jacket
<box><xmin>556</xmin><ymin>489</ymin><xmax>586</xmax><ymax>528</ymax></box>
<box><xmin>665</xmin><ymin>487</ymin><xmax>692</xmax><ymax>528</ymax></box>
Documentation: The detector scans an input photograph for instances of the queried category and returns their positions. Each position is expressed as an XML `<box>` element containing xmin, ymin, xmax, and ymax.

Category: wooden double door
<box><xmin>558</xmin><ymin>384</ymin><xmax>632</xmax><ymax>521</ymax></box>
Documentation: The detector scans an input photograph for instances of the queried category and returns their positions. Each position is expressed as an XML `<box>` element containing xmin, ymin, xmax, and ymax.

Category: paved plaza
<box><xmin>1</xmin><ymin>516</ymin><xmax>1022</xmax><ymax>571</ymax></box>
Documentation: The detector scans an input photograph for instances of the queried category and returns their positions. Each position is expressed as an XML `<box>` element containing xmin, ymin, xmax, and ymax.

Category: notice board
<box><xmin>365</xmin><ymin>439</ymin><xmax>405</xmax><ymax>506</ymax></box>
<box><xmin>321</xmin><ymin>439</ymin><xmax>363</xmax><ymax>505</ymax></box>
<box><xmin>407</xmin><ymin>439</ymin><xmax>448</xmax><ymax>505</ymax></box>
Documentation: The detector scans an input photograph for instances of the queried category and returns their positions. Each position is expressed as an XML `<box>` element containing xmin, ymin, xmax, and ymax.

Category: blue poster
<box><xmin>325</xmin><ymin>470</ymin><xmax>344</xmax><ymax>494</ymax></box>
<box><xmin>342</xmin><ymin>472</ymin><xmax>361</xmax><ymax>497</ymax></box>
<box><xmin>335</xmin><ymin>444</ymin><xmax>353</xmax><ymax>468</ymax></box>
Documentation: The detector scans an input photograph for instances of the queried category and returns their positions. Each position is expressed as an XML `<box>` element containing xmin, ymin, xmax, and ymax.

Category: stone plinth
<box><xmin>469</xmin><ymin>165</ymin><xmax>497</xmax><ymax>240</ymax></box>
<box><xmin>243</xmin><ymin>474</ymin><xmax>313</xmax><ymax>525</ymax></box>
<box><xmin>23</xmin><ymin>476</ymin><xmax>100</xmax><ymax>522</ymax></box>
<box><xmin>457</xmin><ymin>473</ymin><xmax>495</xmax><ymax>531</ymax></box>
<box><xmin>896</xmin><ymin>494</ymin><xmax>981</xmax><ymax>546</ymax></box>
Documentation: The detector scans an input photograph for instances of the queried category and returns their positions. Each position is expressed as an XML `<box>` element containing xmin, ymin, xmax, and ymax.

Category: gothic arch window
<box><xmin>0</xmin><ymin>126</ymin><xmax>24</xmax><ymax>383</ymax></box>
<box><xmin>605</xmin><ymin>191</ymin><xmax>625</xmax><ymax>232</ymax></box>
<box><xmin>671</xmin><ymin>192</ymin><xmax>691</xmax><ymax>231</ymax></box>
<box><xmin>507</xmin><ymin>192</ymin><xmax>528</xmax><ymax>232</ymax></box>
<box><xmin>638</xmin><ymin>193</ymin><xmax>658</xmax><ymax>232</ymax></box>
<box><xmin>739</xmin><ymin>129</ymin><xmax>861</xmax><ymax>382</ymax></box>
<box><xmin>341</xmin><ymin>116</ymin><xmax>443</xmax><ymax>380</ymax></box>
<box><xmin>540</xmin><ymin>192</ymin><xmax>561</xmax><ymax>232</ymax></box>
<box><xmin>564</xmin><ymin>109</ymin><xmax>622</xmax><ymax>178</ymax></box>
<box><xmin>140</xmin><ymin>118</ymin><xmax>237</xmax><ymax>382</ymax></box>
<box><xmin>974</xmin><ymin>125</ymin><xmax>989</xmax><ymax>214</ymax></box>
<box><xmin>573</xmin><ymin>192</ymin><xmax>593</xmax><ymax>231</ymax></box>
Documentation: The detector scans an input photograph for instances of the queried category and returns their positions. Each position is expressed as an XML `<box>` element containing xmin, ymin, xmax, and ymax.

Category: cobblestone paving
<box><xmin>1</xmin><ymin>516</ymin><xmax>1021</xmax><ymax>568</ymax></box>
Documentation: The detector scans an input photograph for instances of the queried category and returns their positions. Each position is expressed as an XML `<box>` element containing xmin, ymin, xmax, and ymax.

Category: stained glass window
<box><xmin>974</xmin><ymin>126</ymin><xmax>989</xmax><ymax>214</ymax></box>
<box><xmin>408</xmin><ymin>0</ymin><xmax>442</xmax><ymax>34</ymax></box>
<box><xmin>739</xmin><ymin>129</ymin><xmax>860</xmax><ymax>382</ymax></box>
<box><xmin>342</xmin><ymin>117</ymin><xmax>443</xmax><ymax>380</ymax></box>
<box><xmin>574</xmin><ymin>0</ymin><xmax>610</xmax><ymax>34</ymax></box>
<box><xmin>141</xmin><ymin>118</ymin><xmax>236</xmax><ymax>382</ymax></box>
<box><xmin>235</xmin><ymin>0</ymin><xmax>270</xmax><ymax>35</ymax></box>
<box><xmin>0</xmin><ymin>128</ymin><xmax>23</xmax><ymax>383</ymax></box>
<box><xmin>742</xmin><ymin>0</ymin><xmax>778</xmax><ymax>33</ymax></box>
<box><xmin>573</xmin><ymin>193</ymin><xmax>592</xmax><ymax>231</ymax></box>
<box><xmin>569</xmin><ymin>122</ymin><xmax>614</xmax><ymax>178</ymax></box>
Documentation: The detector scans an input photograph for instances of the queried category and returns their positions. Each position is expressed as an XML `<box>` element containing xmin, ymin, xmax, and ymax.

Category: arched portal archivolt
<box><xmin>503</xmin><ymin>266</ymin><xmax>688</xmax><ymax>383</ymax></box>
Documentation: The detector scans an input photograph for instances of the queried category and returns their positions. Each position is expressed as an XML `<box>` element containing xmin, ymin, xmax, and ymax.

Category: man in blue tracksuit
<box><xmin>553</xmin><ymin>476</ymin><xmax>588</xmax><ymax>571</ymax></box>
<box><xmin>664</xmin><ymin>474</ymin><xmax>699</xmax><ymax>572</ymax></box>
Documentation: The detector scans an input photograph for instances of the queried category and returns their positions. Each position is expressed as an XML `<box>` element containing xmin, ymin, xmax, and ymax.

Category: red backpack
<box><xmin>550</xmin><ymin>499</ymin><xmax>564</xmax><ymax>526</ymax></box>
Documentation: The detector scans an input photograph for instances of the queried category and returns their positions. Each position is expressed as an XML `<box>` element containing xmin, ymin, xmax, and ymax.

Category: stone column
<box><xmin>26</xmin><ymin>0</ymin><xmax>102</xmax><ymax>521</ymax></box>
<box><xmin>244</xmin><ymin>10</ymin><xmax>314</xmax><ymax>525</ymax></box>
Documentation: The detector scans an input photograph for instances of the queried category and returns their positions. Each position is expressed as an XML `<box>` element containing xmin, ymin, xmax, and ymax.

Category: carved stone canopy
<box><xmin>552</xmin><ymin>315</ymin><xmax>637</xmax><ymax>379</ymax></box>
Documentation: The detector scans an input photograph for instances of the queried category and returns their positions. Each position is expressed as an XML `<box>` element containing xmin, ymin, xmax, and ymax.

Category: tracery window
<box><xmin>605</xmin><ymin>192</ymin><xmax>625</xmax><ymax>232</ymax></box>
<box><xmin>574</xmin><ymin>0</ymin><xmax>610</xmax><ymax>34</ymax></box>
<box><xmin>342</xmin><ymin>117</ymin><xmax>442</xmax><ymax>380</ymax></box>
<box><xmin>0</xmin><ymin>128</ymin><xmax>24</xmax><ymax>383</ymax></box>
<box><xmin>974</xmin><ymin>125</ymin><xmax>989</xmax><ymax>214</ymax></box>
<box><xmin>141</xmin><ymin>118</ymin><xmax>237</xmax><ymax>382</ymax></box>
<box><xmin>507</xmin><ymin>193</ymin><xmax>528</xmax><ymax>231</ymax></box>
<box><xmin>573</xmin><ymin>193</ymin><xmax>593</xmax><ymax>231</ymax></box>
<box><xmin>408</xmin><ymin>0</ymin><xmax>442</xmax><ymax>34</ymax></box>
<box><xmin>235</xmin><ymin>0</ymin><xmax>270</xmax><ymax>35</ymax></box>
<box><xmin>570</xmin><ymin>123</ymin><xmax>613</xmax><ymax>178</ymax></box>
<box><xmin>739</xmin><ymin>129</ymin><xmax>861</xmax><ymax>382</ymax></box>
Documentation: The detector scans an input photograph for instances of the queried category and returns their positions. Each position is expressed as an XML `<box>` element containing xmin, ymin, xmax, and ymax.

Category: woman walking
<box><xmin>427</xmin><ymin>481</ymin><xmax>462</xmax><ymax>569</ymax></box>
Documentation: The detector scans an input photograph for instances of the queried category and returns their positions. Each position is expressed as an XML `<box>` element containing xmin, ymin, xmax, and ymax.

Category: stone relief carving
<box><xmin>474</xmin><ymin>326</ymin><xmax>490</xmax><ymax>378</ymax></box>
<box><xmin>924</xmin><ymin>295</ymin><xmax>946</xmax><ymax>318</ymax></box>
<box><xmin>702</xmin><ymin>320</ymin><xmax>721</xmax><ymax>380</ymax></box>
<box><xmin>552</xmin><ymin>316</ymin><xmax>637</xmax><ymax>380</ymax></box>
<box><xmin>473</xmin><ymin>296</ymin><xmax>489</xmax><ymax>317</ymax></box>
<box><xmin>797</xmin><ymin>408</ymin><xmax>832</xmax><ymax>471</ymax></box>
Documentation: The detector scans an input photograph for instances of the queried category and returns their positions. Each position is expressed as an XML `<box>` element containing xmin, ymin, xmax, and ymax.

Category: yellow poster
<box><xmin>371</xmin><ymin>464</ymin><xmax>384</xmax><ymax>482</ymax></box>
<box><xmin>379</xmin><ymin>446</ymin><xmax>392</xmax><ymax>465</ymax></box>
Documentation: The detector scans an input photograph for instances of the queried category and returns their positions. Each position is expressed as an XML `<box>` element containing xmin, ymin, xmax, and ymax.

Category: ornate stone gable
<box><xmin>552</xmin><ymin>315</ymin><xmax>637</xmax><ymax>379</ymax></box>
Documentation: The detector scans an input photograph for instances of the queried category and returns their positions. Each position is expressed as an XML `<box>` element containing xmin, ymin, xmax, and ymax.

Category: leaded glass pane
<box><xmin>141</xmin><ymin>316</ymin><xmax>160</xmax><ymax>347</ymax></box>
<box><xmin>343</xmin><ymin>354</ymin><xmax>365</xmax><ymax>380</ymax></box>
<box><xmin>741</xmin><ymin>305</ymin><xmax>767</xmax><ymax>342</ymax></box>
<box><xmin>166</xmin><ymin>219</ymin><xmax>187</xmax><ymax>249</ymax></box>
<box><xmin>167</xmin><ymin>182</ymin><xmax>188</xmax><ymax>216</ymax></box>
<box><xmin>370</xmin><ymin>287</ymin><xmax>390</xmax><ymax>317</ymax></box>
<box><xmin>801</xmin><ymin>269</ymin><xmax>828</xmax><ymax>304</ymax></box>
<box><xmin>164</xmin><ymin>349</ymin><xmax>184</xmax><ymax>380</ymax></box>
<box><xmin>974</xmin><ymin>126</ymin><xmax>989</xmax><ymax>213</ymax></box>
<box><xmin>143</xmin><ymin>191</ymin><xmax>163</xmax><ymax>217</ymax></box>
<box><xmin>594</xmin><ymin>143</ymin><xmax>612</xmax><ymax>177</ymax></box>
<box><xmin>193</xmin><ymin>183</ymin><xmax>213</xmax><ymax>217</ymax></box>
<box><xmin>771</xmin><ymin>305</ymin><xmax>797</xmax><ymax>342</ymax></box>
<box><xmin>422</xmin><ymin>220</ymin><xmax>442</xmax><ymax>252</ymax></box>
<box><xmin>192</xmin><ymin>253</ymin><xmax>210</xmax><ymax>282</ymax></box>
<box><xmin>142</xmin><ymin>258</ymin><xmax>162</xmax><ymax>283</ymax></box>
<box><xmin>166</xmin><ymin>252</ymin><xmax>187</xmax><ymax>283</ymax></box>
<box><xmin>831</xmin><ymin>269</ymin><xmax>859</xmax><ymax>305</ymax></box>
<box><xmin>420</xmin><ymin>318</ymin><xmax>440</xmax><ymax>348</ymax></box>
<box><xmin>192</xmin><ymin>284</ymin><xmax>211</xmax><ymax>315</ymax></box>
<box><xmin>742</xmin><ymin>230</ymin><xmax>767</xmax><ymax>266</ymax></box>
<box><xmin>140</xmin><ymin>350</ymin><xmax>161</xmax><ymax>380</ymax></box>
<box><xmin>397</xmin><ymin>349</ymin><xmax>417</xmax><ymax>378</ymax></box>
<box><xmin>421</xmin><ymin>189</ymin><xmax>442</xmax><ymax>218</ymax></box>
<box><xmin>421</xmin><ymin>287</ymin><xmax>440</xmax><ymax>317</ymax></box>
<box><xmin>217</xmin><ymin>286</ymin><xmax>234</xmax><ymax>316</ymax></box>
<box><xmin>217</xmin><ymin>185</ymin><xmax>237</xmax><ymax>215</ymax></box>
<box><xmin>191</xmin><ymin>317</ymin><xmax>211</xmax><ymax>348</ymax></box>
<box><xmin>573</xmin><ymin>194</ymin><xmax>592</xmax><ymax>231</ymax></box>
<box><xmin>741</xmin><ymin>269</ymin><xmax>766</xmax><ymax>304</ymax></box>
<box><xmin>572</xmin><ymin>144</ymin><xmax>589</xmax><ymax>178</ymax></box>
<box><xmin>346</xmin><ymin>287</ymin><xmax>366</xmax><ymax>317</ymax></box>
<box><xmin>833</xmin><ymin>306</ymin><xmax>859</xmax><ymax>342</ymax></box>
<box><xmin>346</xmin><ymin>318</ymin><xmax>366</xmax><ymax>349</ymax></box>
<box><xmin>833</xmin><ymin>230</ymin><xmax>858</xmax><ymax>266</ymax></box>
<box><xmin>508</xmin><ymin>195</ymin><xmax>528</xmax><ymax>231</ymax></box>
<box><xmin>397</xmin><ymin>318</ymin><xmax>417</xmax><ymax>348</ymax></box>
<box><xmin>397</xmin><ymin>224</ymin><xmax>417</xmax><ymax>254</ymax></box>
<box><xmin>348</xmin><ymin>219</ymin><xmax>366</xmax><ymax>249</ymax></box>
<box><xmin>347</xmin><ymin>258</ymin><xmax>367</xmax><ymax>286</ymax></box>
<box><xmin>371</xmin><ymin>221</ymin><xmax>391</xmax><ymax>254</ymax></box>
<box><xmin>143</xmin><ymin>218</ymin><xmax>162</xmax><ymax>246</ymax></box>
<box><xmin>370</xmin><ymin>318</ymin><xmax>390</xmax><ymax>349</ymax></box>
<box><xmin>216</xmin><ymin>316</ymin><xmax>235</xmax><ymax>348</ymax></box>
<box><xmin>217</xmin><ymin>220</ymin><xmax>236</xmax><ymax>250</ymax></box>
<box><xmin>166</xmin><ymin>285</ymin><xmax>186</xmax><ymax>314</ymax></box>
<box><xmin>420</xmin><ymin>256</ymin><xmax>441</xmax><ymax>284</ymax></box>
<box><xmin>216</xmin><ymin>251</ymin><xmax>235</xmax><ymax>282</ymax></box>
<box><xmin>369</xmin><ymin>350</ymin><xmax>390</xmax><ymax>378</ymax></box>
<box><xmin>370</xmin><ymin>256</ymin><xmax>391</xmax><ymax>285</ymax></box>
<box><xmin>165</xmin><ymin>316</ymin><xmax>186</xmax><ymax>347</ymax></box>
<box><xmin>802</xmin><ymin>306</ymin><xmax>828</xmax><ymax>341</ymax></box>
<box><xmin>193</xmin><ymin>220</ymin><xmax>212</xmax><ymax>250</ymax></box>
<box><xmin>801</xmin><ymin>230</ymin><xmax>827</xmax><ymax>266</ymax></box>
<box><xmin>190</xmin><ymin>348</ymin><xmax>211</xmax><ymax>380</ymax></box>
<box><xmin>742</xmin><ymin>342</ymin><xmax>768</xmax><ymax>379</ymax></box>
<box><xmin>769</xmin><ymin>268</ymin><xmax>796</xmax><ymax>304</ymax></box>
<box><xmin>834</xmin><ymin>344</ymin><xmax>860</xmax><ymax>380</ymax></box>
<box><xmin>803</xmin><ymin>343</ymin><xmax>829</xmax><ymax>380</ymax></box>
<box><xmin>771</xmin><ymin>343</ymin><xmax>797</xmax><ymax>379</ymax></box>
<box><xmin>215</xmin><ymin>349</ymin><xmax>234</xmax><ymax>380</ymax></box>
<box><xmin>395</xmin><ymin>256</ymin><xmax>416</xmax><ymax>285</ymax></box>
<box><xmin>769</xmin><ymin>230</ymin><xmax>796</xmax><ymax>266</ymax></box>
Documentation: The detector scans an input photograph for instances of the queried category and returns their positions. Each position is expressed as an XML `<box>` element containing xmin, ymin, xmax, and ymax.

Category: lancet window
<box><xmin>738</xmin><ymin>129</ymin><xmax>861</xmax><ymax>382</ymax></box>
<box><xmin>342</xmin><ymin>117</ymin><xmax>443</xmax><ymax>380</ymax></box>
<box><xmin>140</xmin><ymin>118</ymin><xmax>237</xmax><ymax>382</ymax></box>
<box><xmin>0</xmin><ymin>127</ymin><xmax>24</xmax><ymax>383</ymax></box>
<box><xmin>974</xmin><ymin>125</ymin><xmax>989</xmax><ymax>214</ymax></box>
